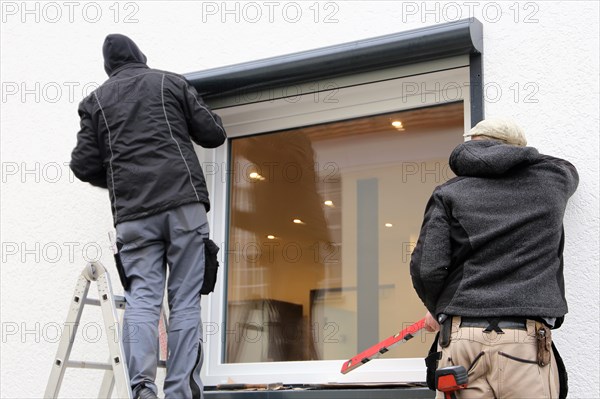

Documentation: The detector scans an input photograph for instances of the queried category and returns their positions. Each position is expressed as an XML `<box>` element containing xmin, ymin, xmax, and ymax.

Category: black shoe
<box><xmin>136</xmin><ymin>387</ymin><xmax>159</xmax><ymax>399</ymax></box>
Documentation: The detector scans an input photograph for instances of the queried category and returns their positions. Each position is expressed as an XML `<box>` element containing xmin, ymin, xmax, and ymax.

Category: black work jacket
<box><xmin>71</xmin><ymin>34</ymin><xmax>226</xmax><ymax>224</ymax></box>
<box><xmin>410</xmin><ymin>141</ymin><xmax>578</xmax><ymax>328</ymax></box>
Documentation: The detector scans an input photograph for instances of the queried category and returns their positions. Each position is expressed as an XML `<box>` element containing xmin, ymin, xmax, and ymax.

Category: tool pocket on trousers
<box><xmin>498</xmin><ymin>348</ymin><xmax>548</xmax><ymax>398</ymax></box>
<box><xmin>499</xmin><ymin>351</ymin><xmax>538</xmax><ymax>364</ymax></box>
<box><xmin>113</xmin><ymin>229</ymin><xmax>141</xmax><ymax>291</ymax></box>
<box><xmin>114</xmin><ymin>241</ymin><xmax>130</xmax><ymax>290</ymax></box>
<box><xmin>200</xmin><ymin>238</ymin><xmax>220</xmax><ymax>295</ymax></box>
<box><xmin>468</xmin><ymin>351</ymin><xmax>485</xmax><ymax>373</ymax></box>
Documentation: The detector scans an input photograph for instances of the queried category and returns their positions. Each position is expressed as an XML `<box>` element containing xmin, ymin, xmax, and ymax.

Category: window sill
<box><xmin>205</xmin><ymin>385</ymin><xmax>434</xmax><ymax>398</ymax></box>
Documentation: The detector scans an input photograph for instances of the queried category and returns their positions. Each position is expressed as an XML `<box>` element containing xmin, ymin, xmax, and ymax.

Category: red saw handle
<box><xmin>340</xmin><ymin>318</ymin><xmax>426</xmax><ymax>374</ymax></box>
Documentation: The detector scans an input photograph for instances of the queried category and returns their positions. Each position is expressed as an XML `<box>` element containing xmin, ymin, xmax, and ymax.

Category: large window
<box><xmin>198</xmin><ymin>64</ymin><xmax>474</xmax><ymax>385</ymax></box>
<box><xmin>225</xmin><ymin>103</ymin><xmax>463</xmax><ymax>364</ymax></box>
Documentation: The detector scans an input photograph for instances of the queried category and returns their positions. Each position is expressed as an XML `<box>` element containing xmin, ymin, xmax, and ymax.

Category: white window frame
<box><xmin>197</xmin><ymin>62</ymin><xmax>471</xmax><ymax>386</ymax></box>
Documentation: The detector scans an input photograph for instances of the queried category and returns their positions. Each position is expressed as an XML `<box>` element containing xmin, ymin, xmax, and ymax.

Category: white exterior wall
<box><xmin>1</xmin><ymin>1</ymin><xmax>598</xmax><ymax>397</ymax></box>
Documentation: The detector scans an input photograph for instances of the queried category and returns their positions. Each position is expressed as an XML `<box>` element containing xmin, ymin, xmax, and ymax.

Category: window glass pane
<box><xmin>225</xmin><ymin>102</ymin><xmax>464</xmax><ymax>363</ymax></box>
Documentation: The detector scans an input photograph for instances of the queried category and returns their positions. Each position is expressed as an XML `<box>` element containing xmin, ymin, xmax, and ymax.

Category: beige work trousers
<box><xmin>435</xmin><ymin>317</ymin><xmax>560</xmax><ymax>399</ymax></box>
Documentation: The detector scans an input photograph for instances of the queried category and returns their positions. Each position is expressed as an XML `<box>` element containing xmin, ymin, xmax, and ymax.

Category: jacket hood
<box><xmin>449</xmin><ymin>140</ymin><xmax>540</xmax><ymax>177</ymax></box>
<box><xmin>103</xmin><ymin>34</ymin><xmax>147</xmax><ymax>76</ymax></box>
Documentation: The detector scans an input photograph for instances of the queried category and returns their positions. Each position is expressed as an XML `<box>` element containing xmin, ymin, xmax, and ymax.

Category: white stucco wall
<box><xmin>1</xmin><ymin>1</ymin><xmax>598</xmax><ymax>397</ymax></box>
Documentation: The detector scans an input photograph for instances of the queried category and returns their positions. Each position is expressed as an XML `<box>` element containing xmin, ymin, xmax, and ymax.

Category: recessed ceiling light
<box><xmin>293</xmin><ymin>219</ymin><xmax>304</xmax><ymax>224</ymax></box>
<box><xmin>385</xmin><ymin>223</ymin><xmax>393</xmax><ymax>227</ymax></box>
<box><xmin>249</xmin><ymin>172</ymin><xmax>265</xmax><ymax>181</ymax></box>
<box><xmin>267</xmin><ymin>235</ymin><xmax>276</xmax><ymax>240</ymax></box>
<box><xmin>324</xmin><ymin>200</ymin><xmax>334</xmax><ymax>207</ymax></box>
<box><xmin>391</xmin><ymin>121</ymin><xmax>403</xmax><ymax>128</ymax></box>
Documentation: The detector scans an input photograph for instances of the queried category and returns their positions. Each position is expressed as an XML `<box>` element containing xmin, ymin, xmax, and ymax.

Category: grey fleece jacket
<box><xmin>410</xmin><ymin>140</ymin><xmax>578</xmax><ymax>328</ymax></box>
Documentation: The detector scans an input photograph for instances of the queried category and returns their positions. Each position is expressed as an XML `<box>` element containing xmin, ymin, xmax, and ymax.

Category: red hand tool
<box><xmin>340</xmin><ymin>318</ymin><xmax>426</xmax><ymax>374</ymax></box>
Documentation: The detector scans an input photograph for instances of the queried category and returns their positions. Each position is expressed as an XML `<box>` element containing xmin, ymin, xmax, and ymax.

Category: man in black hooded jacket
<box><xmin>70</xmin><ymin>34</ymin><xmax>226</xmax><ymax>399</ymax></box>
<box><xmin>410</xmin><ymin>119</ymin><xmax>578</xmax><ymax>398</ymax></box>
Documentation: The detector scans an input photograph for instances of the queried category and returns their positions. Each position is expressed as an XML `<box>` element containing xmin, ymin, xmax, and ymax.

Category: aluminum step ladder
<box><xmin>44</xmin><ymin>261</ymin><xmax>168</xmax><ymax>398</ymax></box>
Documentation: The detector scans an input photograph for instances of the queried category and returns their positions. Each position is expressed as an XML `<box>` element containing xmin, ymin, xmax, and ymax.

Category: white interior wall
<box><xmin>1</xmin><ymin>1</ymin><xmax>598</xmax><ymax>397</ymax></box>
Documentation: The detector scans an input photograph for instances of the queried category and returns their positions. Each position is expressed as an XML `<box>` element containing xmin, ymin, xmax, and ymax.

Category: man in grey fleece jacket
<box><xmin>410</xmin><ymin>119</ymin><xmax>578</xmax><ymax>398</ymax></box>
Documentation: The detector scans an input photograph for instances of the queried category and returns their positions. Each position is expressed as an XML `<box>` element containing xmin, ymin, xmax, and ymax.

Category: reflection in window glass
<box><xmin>225</xmin><ymin>102</ymin><xmax>464</xmax><ymax>363</ymax></box>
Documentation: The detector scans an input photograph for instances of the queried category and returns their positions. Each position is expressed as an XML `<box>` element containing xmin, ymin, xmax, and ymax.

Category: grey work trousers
<box><xmin>116</xmin><ymin>203</ymin><xmax>208</xmax><ymax>399</ymax></box>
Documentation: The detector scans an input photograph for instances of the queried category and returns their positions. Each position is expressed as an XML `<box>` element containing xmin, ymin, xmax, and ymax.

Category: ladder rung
<box><xmin>65</xmin><ymin>359</ymin><xmax>166</xmax><ymax>370</ymax></box>
<box><xmin>83</xmin><ymin>296</ymin><xmax>126</xmax><ymax>309</ymax></box>
<box><xmin>66</xmin><ymin>360</ymin><xmax>113</xmax><ymax>370</ymax></box>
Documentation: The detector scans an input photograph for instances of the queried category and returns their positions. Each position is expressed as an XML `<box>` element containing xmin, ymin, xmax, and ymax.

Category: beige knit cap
<box><xmin>464</xmin><ymin>118</ymin><xmax>527</xmax><ymax>146</ymax></box>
